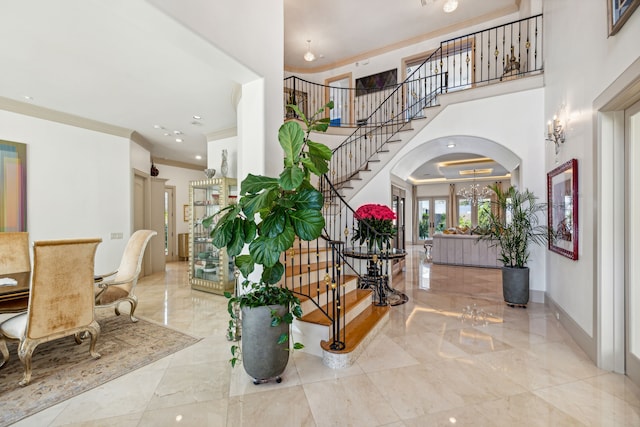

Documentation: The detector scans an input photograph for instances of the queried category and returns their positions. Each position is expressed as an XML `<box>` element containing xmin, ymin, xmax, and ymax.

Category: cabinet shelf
<box><xmin>188</xmin><ymin>177</ymin><xmax>238</xmax><ymax>295</ymax></box>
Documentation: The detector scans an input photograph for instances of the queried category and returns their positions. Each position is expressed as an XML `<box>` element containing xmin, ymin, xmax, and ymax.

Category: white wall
<box><xmin>0</xmin><ymin>110</ymin><xmax>131</xmax><ymax>272</ymax></box>
<box><xmin>355</xmin><ymin>88</ymin><xmax>546</xmax><ymax>293</ymax></box>
<box><xmin>151</xmin><ymin>164</ymin><xmax>204</xmax><ymax>236</ymax></box>
<box><xmin>148</xmin><ymin>0</ymin><xmax>283</xmax><ymax>178</ymax></box>
<box><xmin>207</xmin><ymin>136</ymin><xmax>238</xmax><ymax>181</ymax></box>
<box><xmin>543</xmin><ymin>0</ymin><xmax>640</xmax><ymax>339</ymax></box>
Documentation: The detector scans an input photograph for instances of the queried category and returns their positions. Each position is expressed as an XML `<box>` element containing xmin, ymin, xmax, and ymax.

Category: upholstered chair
<box><xmin>0</xmin><ymin>238</ymin><xmax>102</xmax><ymax>386</ymax></box>
<box><xmin>0</xmin><ymin>232</ymin><xmax>31</xmax><ymax>323</ymax></box>
<box><xmin>0</xmin><ymin>232</ymin><xmax>30</xmax><ymax>275</ymax></box>
<box><xmin>94</xmin><ymin>230</ymin><xmax>157</xmax><ymax>322</ymax></box>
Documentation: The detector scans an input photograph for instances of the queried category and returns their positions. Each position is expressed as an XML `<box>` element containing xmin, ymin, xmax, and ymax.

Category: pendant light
<box><xmin>304</xmin><ymin>40</ymin><xmax>316</xmax><ymax>62</ymax></box>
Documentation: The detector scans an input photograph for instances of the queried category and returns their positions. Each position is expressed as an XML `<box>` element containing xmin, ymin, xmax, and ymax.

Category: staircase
<box><xmin>282</xmin><ymin>238</ymin><xmax>391</xmax><ymax>368</ymax></box>
<box><xmin>280</xmin><ymin>14</ymin><xmax>544</xmax><ymax>368</ymax></box>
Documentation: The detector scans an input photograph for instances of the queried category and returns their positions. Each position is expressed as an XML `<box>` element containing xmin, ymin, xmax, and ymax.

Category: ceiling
<box><xmin>0</xmin><ymin>0</ymin><xmax>519</xmax><ymax>173</ymax></box>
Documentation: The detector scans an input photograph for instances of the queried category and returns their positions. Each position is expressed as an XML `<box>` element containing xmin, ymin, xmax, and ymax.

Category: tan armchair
<box><xmin>0</xmin><ymin>232</ymin><xmax>30</xmax><ymax>275</ymax></box>
<box><xmin>94</xmin><ymin>230</ymin><xmax>156</xmax><ymax>322</ymax></box>
<box><xmin>0</xmin><ymin>232</ymin><xmax>31</xmax><ymax>322</ymax></box>
<box><xmin>0</xmin><ymin>238</ymin><xmax>102</xmax><ymax>386</ymax></box>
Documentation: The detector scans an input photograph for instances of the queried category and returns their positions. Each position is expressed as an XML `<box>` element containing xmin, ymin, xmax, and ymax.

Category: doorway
<box><xmin>164</xmin><ymin>186</ymin><xmax>176</xmax><ymax>262</ymax></box>
<box><xmin>416</xmin><ymin>197</ymin><xmax>448</xmax><ymax>242</ymax></box>
<box><xmin>392</xmin><ymin>186</ymin><xmax>406</xmax><ymax>250</ymax></box>
<box><xmin>133</xmin><ymin>170</ymin><xmax>152</xmax><ymax>277</ymax></box>
<box><xmin>625</xmin><ymin>99</ymin><xmax>640</xmax><ymax>384</ymax></box>
<box><xmin>325</xmin><ymin>73</ymin><xmax>352</xmax><ymax>127</ymax></box>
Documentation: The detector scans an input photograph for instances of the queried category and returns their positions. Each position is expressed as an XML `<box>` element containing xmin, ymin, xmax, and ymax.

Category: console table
<box><xmin>343</xmin><ymin>249</ymin><xmax>408</xmax><ymax>306</ymax></box>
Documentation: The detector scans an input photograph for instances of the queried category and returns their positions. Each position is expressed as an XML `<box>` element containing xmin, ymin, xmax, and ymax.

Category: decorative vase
<box><xmin>241</xmin><ymin>304</ymin><xmax>289</xmax><ymax>383</ymax></box>
<box><xmin>220</xmin><ymin>149</ymin><xmax>228</xmax><ymax>177</ymax></box>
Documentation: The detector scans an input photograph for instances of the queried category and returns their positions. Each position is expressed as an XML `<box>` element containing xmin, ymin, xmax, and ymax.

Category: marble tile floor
<box><xmin>13</xmin><ymin>246</ymin><xmax>640</xmax><ymax>426</ymax></box>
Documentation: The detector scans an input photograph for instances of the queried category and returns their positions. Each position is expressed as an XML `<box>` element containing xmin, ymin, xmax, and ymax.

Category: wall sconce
<box><xmin>546</xmin><ymin>115</ymin><xmax>566</xmax><ymax>154</ymax></box>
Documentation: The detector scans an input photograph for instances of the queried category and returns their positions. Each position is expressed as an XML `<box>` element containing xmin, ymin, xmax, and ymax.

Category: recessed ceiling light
<box><xmin>153</xmin><ymin>124</ymin><xmax>164</xmax><ymax>129</ymax></box>
<box><xmin>163</xmin><ymin>132</ymin><xmax>171</xmax><ymax>136</ymax></box>
<box><xmin>447</xmin><ymin>142</ymin><xmax>456</xmax><ymax>148</ymax></box>
<box><xmin>195</xmin><ymin>155</ymin><xmax>202</xmax><ymax>160</ymax></box>
<box><xmin>23</xmin><ymin>95</ymin><xmax>33</xmax><ymax>101</ymax></box>
<box><xmin>173</xmin><ymin>130</ymin><xmax>183</xmax><ymax>135</ymax></box>
<box><xmin>192</xmin><ymin>115</ymin><xmax>202</xmax><ymax>120</ymax></box>
<box><xmin>175</xmin><ymin>138</ymin><xmax>183</xmax><ymax>143</ymax></box>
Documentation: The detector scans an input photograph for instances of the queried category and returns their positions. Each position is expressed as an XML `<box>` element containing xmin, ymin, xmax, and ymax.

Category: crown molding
<box><xmin>151</xmin><ymin>156</ymin><xmax>203</xmax><ymax>171</ymax></box>
<box><xmin>0</xmin><ymin>96</ymin><xmax>132</xmax><ymax>138</ymax></box>
<box><xmin>130</xmin><ymin>131</ymin><xmax>154</xmax><ymax>152</ymax></box>
<box><xmin>206</xmin><ymin>127</ymin><xmax>237</xmax><ymax>141</ymax></box>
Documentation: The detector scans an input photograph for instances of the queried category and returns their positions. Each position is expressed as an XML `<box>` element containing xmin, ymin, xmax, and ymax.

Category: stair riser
<box><xmin>328</xmin><ymin>295</ymin><xmax>372</xmax><ymax>339</ymax></box>
<box><xmin>298</xmin><ymin>278</ymin><xmax>358</xmax><ymax>314</ymax></box>
<box><xmin>281</xmin><ymin>247</ymin><xmax>332</xmax><ymax>264</ymax></box>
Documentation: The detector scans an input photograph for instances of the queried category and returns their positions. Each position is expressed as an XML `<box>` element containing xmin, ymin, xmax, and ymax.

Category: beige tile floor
<box><xmin>13</xmin><ymin>246</ymin><xmax>640</xmax><ymax>426</ymax></box>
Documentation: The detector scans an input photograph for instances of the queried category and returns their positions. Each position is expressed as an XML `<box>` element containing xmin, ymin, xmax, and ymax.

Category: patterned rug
<box><xmin>0</xmin><ymin>313</ymin><xmax>200</xmax><ymax>426</ymax></box>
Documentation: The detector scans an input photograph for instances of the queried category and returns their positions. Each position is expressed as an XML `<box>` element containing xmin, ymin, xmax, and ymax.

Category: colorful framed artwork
<box><xmin>547</xmin><ymin>158</ymin><xmax>578</xmax><ymax>260</ymax></box>
<box><xmin>0</xmin><ymin>140</ymin><xmax>27</xmax><ymax>232</ymax></box>
<box><xmin>608</xmin><ymin>0</ymin><xmax>640</xmax><ymax>36</ymax></box>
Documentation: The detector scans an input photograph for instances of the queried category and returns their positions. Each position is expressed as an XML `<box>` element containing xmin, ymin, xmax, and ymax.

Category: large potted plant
<box><xmin>477</xmin><ymin>184</ymin><xmax>549</xmax><ymax>307</ymax></box>
<box><xmin>205</xmin><ymin>102</ymin><xmax>333</xmax><ymax>384</ymax></box>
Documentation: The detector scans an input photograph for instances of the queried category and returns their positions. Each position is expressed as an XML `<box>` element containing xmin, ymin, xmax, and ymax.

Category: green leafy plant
<box><xmin>477</xmin><ymin>184</ymin><xmax>549</xmax><ymax>268</ymax></box>
<box><xmin>204</xmin><ymin>101</ymin><xmax>334</xmax><ymax>366</ymax></box>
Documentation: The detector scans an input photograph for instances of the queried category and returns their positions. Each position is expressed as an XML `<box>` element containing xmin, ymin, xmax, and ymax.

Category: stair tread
<box><xmin>299</xmin><ymin>288</ymin><xmax>372</xmax><ymax>326</ymax></box>
<box><xmin>320</xmin><ymin>304</ymin><xmax>390</xmax><ymax>354</ymax></box>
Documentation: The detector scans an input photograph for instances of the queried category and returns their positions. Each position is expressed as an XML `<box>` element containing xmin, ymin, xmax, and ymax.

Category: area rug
<box><xmin>0</xmin><ymin>313</ymin><xmax>200</xmax><ymax>426</ymax></box>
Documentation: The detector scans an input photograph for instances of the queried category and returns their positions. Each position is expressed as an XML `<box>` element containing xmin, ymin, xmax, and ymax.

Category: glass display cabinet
<box><xmin>188</xmin><ymin>177</ymin><xmax>238</xmax><ymax>295</ymax></box>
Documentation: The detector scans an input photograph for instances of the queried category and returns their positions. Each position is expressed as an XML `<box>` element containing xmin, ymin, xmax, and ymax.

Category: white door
<box><xmin>626</xmin><ymin>100</ymin><xmax>640</xmax><ymax>384</ymax></box>
<box><xmin>417</xmin><ymin>197</ymin><xmax>447</xmax><ymax>241</ymax></box>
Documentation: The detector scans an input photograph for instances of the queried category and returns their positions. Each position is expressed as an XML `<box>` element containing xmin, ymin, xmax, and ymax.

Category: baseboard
<box><xmin>545</xmin><ymin>293</ymin><xmax>597</xmax><ymax>364</ymax></box>
<box><xmin>529</xmin><ymin>289</ymin><xmax>545</xmax><ymax>304</ymax></box>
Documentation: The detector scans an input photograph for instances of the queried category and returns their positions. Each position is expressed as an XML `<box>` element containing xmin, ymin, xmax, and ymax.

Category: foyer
<box><xmin>15</xmin><ymin>247</ymin><xmax>640</xmax><ymax>426</ymax></box>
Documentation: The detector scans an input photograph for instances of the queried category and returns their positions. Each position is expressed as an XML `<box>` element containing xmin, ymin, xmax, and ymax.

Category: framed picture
<box><xmin>355</xmin><ymin>69</ymin><xmax>397</xmax><ymax>96</ymax></box>
<box><xmin>547</xmin><ymin>159</ymin><xmax>579</xmax><ymax>260</ymax></box>
<box><xmin>183</xmin><ymin>204</ymin><xmax>189</xmax><ymax>222</ymax></box>
<box><xmin>608</xmin><ymin>0</ymin><xmax>640</xmax><ymax>36</ymax></box>
<box><xmin>0</xmin><ymin>140</ymin><xmax>27</xmax><ymax>232</ymax></box>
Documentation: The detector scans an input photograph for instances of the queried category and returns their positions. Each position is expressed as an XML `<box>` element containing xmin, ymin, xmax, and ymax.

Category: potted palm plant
<box><xmin>205</xmin><ymin>102</ymin><xmax>333</xmax><ymax>384</ymax></box>
<box><xmin>477</xmin><ymin>184</ymin><xmax>549</xmax><ymax>307</ymax></box>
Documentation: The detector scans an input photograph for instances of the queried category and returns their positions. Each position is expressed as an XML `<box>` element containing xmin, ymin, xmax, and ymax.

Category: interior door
<box><xmin>625</xmin><ymin>100</ymin><xmax>640</xmax><ymax>385</ymax></box>
<box><xmin>133</xmin><ymin>173</ymin><xmax>149</xmax><ymax>277</ymax></box>
<box><xmin>164</xmin><ymin>186</ymin><xmax>176</xmax><ymax>262</ymax></box>
<box><xmin>392</xmin><ymin>193</ymin><xmax>405</xmax><ymax>250</ymax></box>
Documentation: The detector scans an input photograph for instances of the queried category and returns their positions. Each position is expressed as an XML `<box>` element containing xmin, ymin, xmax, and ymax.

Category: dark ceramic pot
<box><xmin>502</xmin><ymin>266</ymin><xmax>529</xmax><ymax>306</ymax></box>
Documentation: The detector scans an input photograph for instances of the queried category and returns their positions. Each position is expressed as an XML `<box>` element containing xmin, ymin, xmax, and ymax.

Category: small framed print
<box><xmin>183</xmin><ymin>204</ymin><xmax>189</xmax><ymax>222</ymax></box>
<box><xmin>608</xmin><ymin>0</ymin><xmax>640</xmax><ymax>36</ymax></box>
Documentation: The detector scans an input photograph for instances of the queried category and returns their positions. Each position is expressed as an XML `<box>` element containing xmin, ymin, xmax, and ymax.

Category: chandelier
<box><xmin>456</xmin><ymin>170</ymin><xmax>493</xmax><ymax>206</ymax></box>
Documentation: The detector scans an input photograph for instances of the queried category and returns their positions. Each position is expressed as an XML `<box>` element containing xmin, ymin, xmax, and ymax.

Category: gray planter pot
<box><xmin>241</xmin><ymin>304</ymin><xmax>290</xmax><ymax>383</ymax></box>
<box><xmin>502</xmin><ymin>266</ymin><xmax>529</xmax><ymax>306</ymax></box>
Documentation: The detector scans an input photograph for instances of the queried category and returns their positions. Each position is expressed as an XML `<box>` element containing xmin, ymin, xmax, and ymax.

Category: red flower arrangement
<box><xmin>354</xmin><ymin>204</ymin><xmax>397</xmax><ymax>222</ymax></box>
<box><xmin>352</xmin><ymin>204</ymin><xmax>397</xmax><ymax>252</ymax></box>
